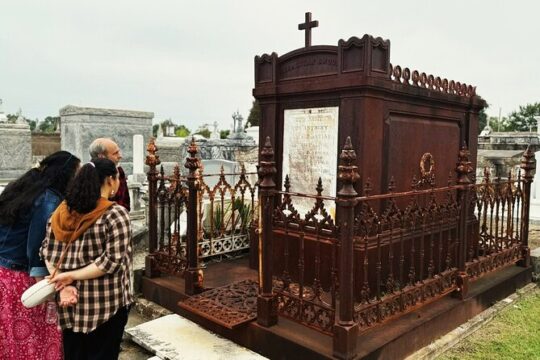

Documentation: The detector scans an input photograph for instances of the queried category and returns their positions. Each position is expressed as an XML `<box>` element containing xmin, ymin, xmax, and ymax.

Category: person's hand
<box><xmin>59</xmin><ymin>286</ymin><xmax>78</xmax><ymax>307</ymax></box>
<box><xmin>47</xmin><ymin>272</ymin><xmax>76</xmax><ymax>290</ymax></box>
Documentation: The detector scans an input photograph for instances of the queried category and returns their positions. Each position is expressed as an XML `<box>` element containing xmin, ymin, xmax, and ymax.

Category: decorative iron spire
<box><xmin>520</xmin><ymin>145</ymin><xmax>536</xmax><ymax>182</ymax></box>
<box><xmin>258</xmin><ymin>136</ymin><xmax>276</xmax><ymax>189</ymax></box>
<box><xmin>338</xmin><ymin>137</ymin><xmax>360</xmax><ymax>197</ymax></box>
<box><xmin>456</xmin><ymin>142</ymin><xmax>473</xmax><ymax>185</ymax></box>
<box><xmin>145</xmin><ymin>138</ymin><xmax>160</xmax><ymax>167</ymax></box>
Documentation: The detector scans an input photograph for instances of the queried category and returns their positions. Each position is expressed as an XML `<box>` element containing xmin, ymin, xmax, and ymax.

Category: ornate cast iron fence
<box><xmin>145</xmin><ymin>136</ymin><xmax>535</xmax><ymax>358</ymax></box>
<box><xmin>145</xmin><ymin>139</ymin><xmax>258</xmax><ymax>293</ymax></box>
<box><xmin>352</xmin><ymin>183</ymin><xmax>461</xmax><ymax>331</ymax></box>
<box><xmin>145</xmin><ymin>140</ymin><xmax>188</xmax><ymax>278</ymax></box>
<box><xmin>256</xmin><ymin>137</ymin><xmax>535</xmax><ymax>359</ymax></box>
<box><xmin>197</xmin><ymin>166</ymin><xmax>257</xmax><ymax>259</ymax></box>
<box><xmin>272</xmin><ymin>176</ymin><xmax>339</xmax><ymax>334</ymax></box>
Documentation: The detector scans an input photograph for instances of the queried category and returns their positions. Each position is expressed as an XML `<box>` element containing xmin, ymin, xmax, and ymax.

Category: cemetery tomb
<box><xmin>141</xmin><ymin>13</ymin><xmax>534</xmax><ymax>360</ymax></box>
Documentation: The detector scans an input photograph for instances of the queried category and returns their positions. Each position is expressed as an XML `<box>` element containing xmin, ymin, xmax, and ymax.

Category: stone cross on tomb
<box><xmin>298</xmin><ymin>12</ymin><xmax>318</xmax><ymax>47</ymax></box>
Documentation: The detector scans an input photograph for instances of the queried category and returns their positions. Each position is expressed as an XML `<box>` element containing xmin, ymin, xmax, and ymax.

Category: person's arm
<box><xmin>28</xmin><ymin>193</ymin><xmax>59</xmax><ymax>279</ymax></box>
<box><xmin>93</xmin><ymin>205</ymin><xmax>132</xmax><ymax>274</ymax></box>
<box><xmin>48</xmin><ymin>262</ymin><xmax>106</xmax><ymax>290</ymax></box>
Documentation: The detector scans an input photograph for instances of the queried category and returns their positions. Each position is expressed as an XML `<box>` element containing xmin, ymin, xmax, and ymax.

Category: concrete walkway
<box><xmin>125</xmin><ymin>314</ymin><xmax>267</xmax><ymax>360</ymax></box>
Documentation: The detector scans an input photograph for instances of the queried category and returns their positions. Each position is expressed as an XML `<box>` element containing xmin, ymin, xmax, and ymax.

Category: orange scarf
<box><xmin>51</xmin><ymin>198</ymin><xmax>114</xmax><ymax>242</ymax></box>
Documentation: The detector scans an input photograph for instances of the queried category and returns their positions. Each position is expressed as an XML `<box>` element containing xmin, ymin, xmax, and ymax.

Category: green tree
<box><xmin>28</xmin><ymin>119</ymin><xmax>37</xmax><ymax>131</ymax></box>
<box><xmin>152</xmin><ymin>124</ymin><xmax>159</xmax><ymax>137</ymax></box>
<box><xmin>6</xmin><ymin>114</ymin><xmax>17</xmax><ymax>123</ymax></box>
<box><xmin>38</xmin><ymin>116</ymin><xmax>59</xmax><ymax>133</ymax></box>
<box><xmin>195</xmin><ymin>128</ymin><xmax>211</xmax><ymax>138</ymax></box>
<box><xmin>478</xmin><ymin>108</ymin><xmax>487</xmax><ymax>134</ymax></box>
<box><xmin>507</xmin><ymin>102</ymin><xmax>540</xmax><ymax>132</ymax></box>
<box><xmin>220</xmin><ymin>130</ymin><xmax>230</xmax><ymax>139</ymax></box>
<box><xmin>247</xmin><ymin>100</ymin><xmax>260</xmax><ymax>127</ymax></box>
<box><xmin>175</xmin><ymin>125</ymin><xmax>190</xmax><ymax>137</ymax></box>
<box><xmin>488</xmin><ymin>116</ymin><xmax>511</xmax><ymax>132</ymax></box>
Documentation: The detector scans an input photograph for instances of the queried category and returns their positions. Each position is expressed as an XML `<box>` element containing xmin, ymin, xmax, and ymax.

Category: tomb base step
<box><xmin>125</xmin><ymin>314</ymin><xmax>267</xmax><ymax>360</ymax></box>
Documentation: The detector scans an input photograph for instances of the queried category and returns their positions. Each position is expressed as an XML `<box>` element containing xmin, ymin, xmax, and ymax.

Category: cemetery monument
<box><xmin>60</xmin><ymin>105</ymin><xmax>153</xmax><ymax>174</ymax></box>
<box><xmin>0</xmin><ymin>103</ymin><xmax>32</xmax><ymax>180</ymax></box>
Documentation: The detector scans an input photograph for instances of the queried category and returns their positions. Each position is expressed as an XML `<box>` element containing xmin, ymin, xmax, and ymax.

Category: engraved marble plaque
<box><xmin>282</xmin><ymin>107</ymin><xmax>339</xmax><ymax>217</ymax></box>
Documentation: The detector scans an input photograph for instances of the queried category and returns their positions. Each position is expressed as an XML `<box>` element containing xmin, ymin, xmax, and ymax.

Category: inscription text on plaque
<box><xmin>282</xmin><ymin>107</ymin><xmax>339</xmax><ymax>217</ymax></box>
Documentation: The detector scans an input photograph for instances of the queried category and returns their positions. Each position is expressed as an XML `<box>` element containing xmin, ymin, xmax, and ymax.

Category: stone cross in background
<box><xmin>229</xmin><ymin>111</ymin><xmax>246</xmax><ymax>139</ymax></box>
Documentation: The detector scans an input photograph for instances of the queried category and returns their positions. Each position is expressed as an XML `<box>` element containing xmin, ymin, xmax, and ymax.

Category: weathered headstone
<box><xmin>0</xmin><ymin>105</ymin><xmax>31</xmax><ymax>180</ymax></box>
<box><xmin>60</xmin><ymin>105</ymin><xmax>153</xmax><ymax>174</ymax></box>
<box><xmin>179</xmin><ymin>136</ymin><xmax>257</xmax><ymax>165</ymax></box>
<box><xmin>155</xmin><ymin>135</ymin><xmax>186</xmax><ymax>174</ymax></box>
<box><xmin>131</xmin><ymin>134</ymin><xmax>145</xmax><ymax>183</ymax></box>
<box><xmin>201</xmin><ymin>159</ymin><xmax>239</xmax><ymax>189</ymax></box>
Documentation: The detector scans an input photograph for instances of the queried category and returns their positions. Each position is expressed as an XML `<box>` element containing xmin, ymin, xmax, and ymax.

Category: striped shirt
<box><xmin>41</xmin><ymin>204</ymin><xmax>133</xmax><ymax>333</ymax></box>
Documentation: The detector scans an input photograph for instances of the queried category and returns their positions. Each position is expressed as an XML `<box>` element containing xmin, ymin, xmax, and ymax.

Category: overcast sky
<box><xmin>1</xmin><ymin>1</ymin><xmax>538</xmax><ymax>130</ymax></box>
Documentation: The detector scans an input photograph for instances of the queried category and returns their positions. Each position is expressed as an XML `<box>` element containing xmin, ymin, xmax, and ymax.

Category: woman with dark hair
<box><xmin>0</xmin><ymin>150</ymin><xmax>80</xmax><ymax>360</ymax></box>
<box><xmin>41</xmin><ymin>158</ymin><xmax>133</xmax><ymax>360</ymax></box>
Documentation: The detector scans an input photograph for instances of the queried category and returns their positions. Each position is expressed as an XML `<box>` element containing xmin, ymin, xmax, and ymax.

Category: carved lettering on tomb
<box><xmin>279</xmin><ymin>53</ymin><xmax>338</xmax><ymax>80</ymax></box>
<box><xmin>282</xmin><ymin>107</ymin><xmax>339</xmax><ymax>217</ymax></box>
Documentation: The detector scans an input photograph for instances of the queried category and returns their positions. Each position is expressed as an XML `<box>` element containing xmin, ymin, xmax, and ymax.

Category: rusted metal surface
<box><xmin>179</xmin><ymin>279</ymin><xmax>258</xmax><ymax>329</ymax></box>
<box><xmin>139</xmin><ymin>25</ymin><xmax>537</xmax><ymax>360</ymax></box>
<box><xmin>198</xmin><ymin>165</ymin><xmax>256</xmax><ymax>258</ymax></box>
<box><xmin>272</xmin><ymin>174</ymin><xmax>338</xmax><ymax>334</ymax></box>
<box><xmin>152</xmin><ymin>164</ymin><xmax>188</xmax><ymax>277</ymax></box>
<box><xmin>389</xmin><ymin>63</ymin><xmax>477</xmax><ymax>98</ymax></box>
<box><xmin>268</xmin><ymin>142</ymin><xmax>534</xmax><ymax>338</ymax></box>
<box><xmin>257</xmin><ymin>136</ymin><xmax>278</xmax><ymax>327</ymax></box>
<box><xmin>144</xmin><ymin>139</ymin><xmax>258</xmax><ymax>291</ymax></box>
<box><xmin>145</xmin><ymin>138</ymin><xmax>160</xmax><ymax>255</ymax></box>
<box><xmin>333</xmin><ymin>137</ymin><xmax>360</xmax><ymax>359</ymax></box>
<box><xmin>467</xmin><ymin>155</ymin><xmax>533</xmax><ymax>278</ymax></box>
<box><xmin>185</xmin><ymin>138</ymin><xmax>202</xmax><ymax>295</ymax></box>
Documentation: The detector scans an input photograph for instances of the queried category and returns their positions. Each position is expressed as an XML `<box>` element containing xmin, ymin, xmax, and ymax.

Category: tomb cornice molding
<box><xmin>60</xmin><ymin>105</ymin><xmax>154</xmax><ymax>119</ymax></box>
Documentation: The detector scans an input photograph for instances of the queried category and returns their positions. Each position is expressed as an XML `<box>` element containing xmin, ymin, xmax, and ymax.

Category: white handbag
<box><xmin>21</xmin><ymin>279</ymin><xmax>56</xmax><ymax>308</ymax></box>
<box><xmin>20</xmin><ymin>236</ymin><xmax>76</xmax><ymax>308</ymax></box>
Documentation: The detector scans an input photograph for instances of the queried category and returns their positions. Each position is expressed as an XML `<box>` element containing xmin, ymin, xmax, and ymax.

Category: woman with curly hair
<box><xmin>41</xmin><ymin>158</ymin><xmax>133</xmax><ymax>360</ymax></box>
<box><xmin>0</xmin><ymin>150</ymin><xmax>80</xmax><ymax>360</ymax></box>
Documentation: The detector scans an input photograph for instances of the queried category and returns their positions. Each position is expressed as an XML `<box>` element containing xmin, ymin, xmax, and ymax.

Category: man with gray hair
<box><xmin>89</xmin><ymin>138</ymin><xmax>131</xmax><ymax>211</ymax></box>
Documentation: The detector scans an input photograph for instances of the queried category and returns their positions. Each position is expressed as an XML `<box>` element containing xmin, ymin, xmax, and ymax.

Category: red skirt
<box><xmin>0</xmin><ymin>267</ymin><xmax>63</xmax><ymax>360</ymax></box>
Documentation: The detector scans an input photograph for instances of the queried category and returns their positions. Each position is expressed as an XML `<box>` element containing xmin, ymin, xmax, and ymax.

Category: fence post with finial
<box><xmin>519</xmin><ymin>145</ymin><xmax>536</xmax><ymax>267</ymax></box>
<box><xmin>454</xmin><ymin>142</ymin><xmax>473</xmax><ymax>299</ymax></box>
<box><xmin>333</xmin><ymin>136</ymin><xmax>359</xmax><ymax>359</ymax></box>
<box><xmin>184</xmin><ymin>137</ymin><xmax>203</xmax><ymax>295</ymax></box>
<box><xmin>257</xmin><ymin>136</ymin><xmax>278</xmax><ymax>327</ymax></box>
<box><xmin>145</xmin><ymin>138</ymin><xmax>160</xmax><ymax>278</ymax></box>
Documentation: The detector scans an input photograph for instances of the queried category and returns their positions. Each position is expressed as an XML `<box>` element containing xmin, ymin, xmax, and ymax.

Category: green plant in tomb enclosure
<box><xmin>206</xmin><ymin>198</ymin><xmax>253</xmax><ymax>237</ymax></box>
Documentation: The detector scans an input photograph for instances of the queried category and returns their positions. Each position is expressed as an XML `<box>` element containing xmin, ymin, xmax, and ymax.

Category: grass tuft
<box><xmin>439</xmin><ymin>289</ymin><xmax>540</xmax><ymax>360</ymax></box>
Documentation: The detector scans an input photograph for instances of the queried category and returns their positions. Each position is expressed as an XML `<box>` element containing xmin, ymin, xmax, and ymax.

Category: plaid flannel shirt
<box><xmin>40</xmin><ymin>204</ymin><xmax>133</xmax><ymax>333</ymax></box>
